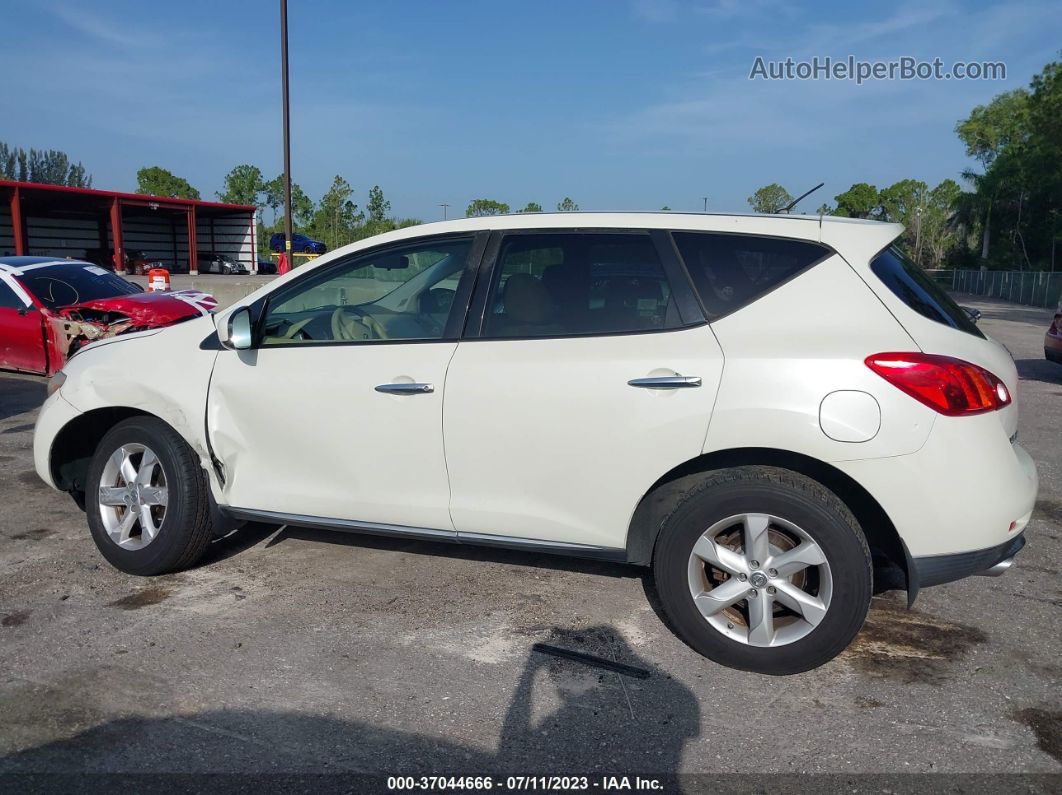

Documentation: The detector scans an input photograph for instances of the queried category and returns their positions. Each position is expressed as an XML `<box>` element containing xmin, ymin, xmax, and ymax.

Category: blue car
<box><xmin>269</xmin><ymin>232</ymin><xmax>326</xmax><ymax>254</ymax></box>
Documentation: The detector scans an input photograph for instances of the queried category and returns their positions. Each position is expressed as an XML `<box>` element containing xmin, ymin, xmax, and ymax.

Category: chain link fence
<box><xmin>927</xmin><ymin>270</ymin><xmax>1062</xmax><ymax>310</ymax></box>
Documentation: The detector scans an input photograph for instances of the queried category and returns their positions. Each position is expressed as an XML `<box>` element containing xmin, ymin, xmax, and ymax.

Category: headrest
<box><xmin>503</xmin><ymin>273</ymin><xmax>553</xmax><ymax>324</ymax></box>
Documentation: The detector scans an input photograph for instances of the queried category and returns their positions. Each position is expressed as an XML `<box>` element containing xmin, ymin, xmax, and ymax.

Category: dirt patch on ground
<box><xmin>10</xmin><ymin>528</ymin><xmax>54</xmax><ymax>541</ymax></box>
<box><xmin>106</xmin><ymin>585</ymin><xmax>174</xmax><ymax>610</ymax></box>
<box><xmin>843</xmin><ymin>601</ymin><xmax>987</xmax><ymax>684</ymax></box>
<box><xmin>16</xmin><ymin>471</ymin><xmax>47</xmax><ymax>489</ymax></box>
<box><xmin>1013</xmin><ymin>707</ymin><xmax>1062</xmax><ymax>763</ymax></box>
<box><xmin>2</xmin><ymin>610</ymin><xmax>30</xmax><ymax>627</ymax></box>
<box><xmin>1034</xmin><ymin>498</ymin><xmax>1062</xmax><ymax>526</ymax></box>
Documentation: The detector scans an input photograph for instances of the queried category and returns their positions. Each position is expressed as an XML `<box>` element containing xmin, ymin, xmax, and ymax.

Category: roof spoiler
<box><xmin>819</xmin><ymin>221</ymin><xmax>905</xmax><ymax>263</ymax></box>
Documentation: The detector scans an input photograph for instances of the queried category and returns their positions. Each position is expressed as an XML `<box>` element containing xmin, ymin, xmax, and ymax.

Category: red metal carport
<box><xmin>0</xmin><ymin>180</ymin><xmax>257</xmax><ymax>275</ymax></box>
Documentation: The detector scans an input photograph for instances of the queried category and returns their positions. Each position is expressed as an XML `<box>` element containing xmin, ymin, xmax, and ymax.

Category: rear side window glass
<box><xmin>483</xmin><ymin>233</ymin><xmax>682</xmax><ymax>338</ymax></box>
<box><xmin>672</xmin><ymin>233</ymin><xmax>829</xmax><ymax>317</ymax></box>
<box><xmin>871</xmin><ymin>247</ymin><xmax>984</xmax><ymax>339</ymax></box>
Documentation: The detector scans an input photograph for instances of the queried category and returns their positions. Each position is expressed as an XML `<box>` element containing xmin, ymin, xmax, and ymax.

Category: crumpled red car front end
<box><xmin>0</xmin><ymin>257</ymin><xmax>218</xmax><ymax>376</ymax></box>
<box><xmin>54</xmin><ymin>290</ymin><xmax>218</xmax><ymax>358</ymax></box>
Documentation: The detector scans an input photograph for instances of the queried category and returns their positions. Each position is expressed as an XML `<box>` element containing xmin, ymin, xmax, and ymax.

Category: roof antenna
<box><xmin>778</xmin><ymin>182</ymin><xmax>824</xmax><ymax>214</ymax></box>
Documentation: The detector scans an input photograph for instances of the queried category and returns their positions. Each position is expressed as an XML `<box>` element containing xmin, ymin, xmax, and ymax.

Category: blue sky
<box><xmin>3</xmin><ymin>0</ymin><xmax>1058</xmax><ymax>219</ymax></box>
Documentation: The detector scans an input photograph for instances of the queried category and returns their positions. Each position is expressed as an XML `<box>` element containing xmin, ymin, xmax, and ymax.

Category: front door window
<box><xmin>260</xmin><ymin>237</ymin><xmax>474</xmax><ymax>345</ymax></box>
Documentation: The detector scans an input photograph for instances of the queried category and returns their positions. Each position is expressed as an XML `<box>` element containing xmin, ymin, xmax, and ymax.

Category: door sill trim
<box><xmin>223</xmin><ymin>507</ymin><xmax>628</xmax><ymax>563</ymax></box>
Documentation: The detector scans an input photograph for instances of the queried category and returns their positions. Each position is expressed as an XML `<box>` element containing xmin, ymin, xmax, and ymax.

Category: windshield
<box><xmin>870</xmin><ymin>247</ymin><xmax>984</xmax><ymax>339</ymax></box>
<box><xmin>18</xmin><ymin>263</ymin><xmax>141</xmax><ymax>310</ymax></box>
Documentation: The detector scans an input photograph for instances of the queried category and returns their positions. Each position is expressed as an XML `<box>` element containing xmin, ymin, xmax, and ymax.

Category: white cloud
<box><xmin>47</xmin><ymin>4</ymin><xmax>156</xmax><ymax>49</ymax></box>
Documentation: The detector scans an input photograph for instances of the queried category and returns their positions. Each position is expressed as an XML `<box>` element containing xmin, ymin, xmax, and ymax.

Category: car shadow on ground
<box><xmin>0</xmin><ymin>377</ymin><xmax>46</xmax><ymax>422</ymax></box>
<box><xmin>0</xmin><ymin>626</ymin><xmax>698</xmax><ymax>779</ymax></box>
<box><xmin>1015</xmin><ymin>358</ymin><xmax>1062</xmax><ymax>385</ymax></box>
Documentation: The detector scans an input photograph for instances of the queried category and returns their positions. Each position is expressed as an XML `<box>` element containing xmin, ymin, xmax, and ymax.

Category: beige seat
<box><xmin>490</xmin><ymin>273</ymin><xmax>562</xmax><ymax>337</ymax></box>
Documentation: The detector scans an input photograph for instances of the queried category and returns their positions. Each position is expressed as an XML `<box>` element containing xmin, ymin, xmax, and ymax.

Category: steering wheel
<box><xmin>331</xmin><ymin>306</ymin><xmax>388</xmax><ymax>341</ymax></box>
<box><xmin>283</xmin><ymin>316</ymin><xmax>315</xmax><ymax>340</ymax></box>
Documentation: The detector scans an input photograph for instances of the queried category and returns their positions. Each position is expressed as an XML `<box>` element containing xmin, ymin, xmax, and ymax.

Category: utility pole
<box><xmin>280</xmin><ymin>0</ymin><xmax>293</xmax><ymax>267</ymax></box>
<box><xmin>702</xmin><ymin>197</ymin><xmax>709</xmax><ymax>213</ymax></box>
<box><xmin>439</xmin><ymin>203</ymin><xmax>450</xmax><ymax>221</ymax></box>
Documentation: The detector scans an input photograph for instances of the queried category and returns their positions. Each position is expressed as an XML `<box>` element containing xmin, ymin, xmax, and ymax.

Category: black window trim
<box><xmin>668</xmin><ymin>230</ymin><xmax>837</xmax><ymax>322</ymax></box>
<box><xmin>462</xmin><ymin>227</ymin><xmax>708</xmax><ymax>342</ymax></box>
<box><xmin>244</xmin><ymin>231</ymin><xmax>489</xmax><ymax>350</ymax></box>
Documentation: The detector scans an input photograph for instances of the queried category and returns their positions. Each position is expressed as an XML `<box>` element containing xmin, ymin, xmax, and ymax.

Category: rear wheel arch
<box><xmin>626</xmin><ymin>447</ymin><xmax>912</xmax><ymax>597</ymax></box>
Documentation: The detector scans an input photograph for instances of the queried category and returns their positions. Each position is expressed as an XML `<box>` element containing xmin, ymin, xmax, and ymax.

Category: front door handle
<box><xmin>375</xmin><ymin>382</ymin><xmax>434</xmax><ymax>394</ymax></box>
<box><xmin>627</xmin><ymin>375</ymin><xmax>702</xmax><ymax>389</ymax></box>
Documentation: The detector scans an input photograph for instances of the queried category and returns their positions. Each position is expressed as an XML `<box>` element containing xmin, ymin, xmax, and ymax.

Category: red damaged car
<box><xmin>0</xmin><ymin>256</ymin><xmax>216</xmax><ymax>376</ymax></box>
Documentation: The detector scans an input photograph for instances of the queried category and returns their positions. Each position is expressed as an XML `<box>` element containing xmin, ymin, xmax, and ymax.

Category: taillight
<box><xmin>865</xmin><ymin>352</ymin><xmax>1011</xmax><ymax>416</ymax></box>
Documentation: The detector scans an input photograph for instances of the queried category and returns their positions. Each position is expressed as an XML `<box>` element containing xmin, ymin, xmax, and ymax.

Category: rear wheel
<box><xmin>86</xmin><ymin>417</ymin><xmax>213</xmax><ymax>576</ymax></box>
<box><xmin>653</xmin><ymin>466</ymin><xmax>872</xmax><ymax>674</ymax></box>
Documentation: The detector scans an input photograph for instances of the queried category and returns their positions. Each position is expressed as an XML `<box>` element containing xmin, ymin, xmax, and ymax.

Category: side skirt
<box><xmin>222</xmin><ymin>507</ymin><xmax>630</xmax><ymax>563</ymax></box>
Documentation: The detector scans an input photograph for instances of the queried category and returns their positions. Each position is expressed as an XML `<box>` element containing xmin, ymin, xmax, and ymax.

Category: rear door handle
<box><xmin>627</xmin><ymin>375</ymin><xmax>702</xmax><ymax>389</ymax></box>
<box><xmin>375</xmin><ymin>382</ymin><xmax>434</xmax><ymax>394</ymax></box>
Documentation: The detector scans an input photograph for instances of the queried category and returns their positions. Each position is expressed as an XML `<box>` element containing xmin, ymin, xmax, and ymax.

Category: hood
<box><xmin>59</xmin><ymin>290</ymin><xmax>218</xmax><ymax>326</ymax></box>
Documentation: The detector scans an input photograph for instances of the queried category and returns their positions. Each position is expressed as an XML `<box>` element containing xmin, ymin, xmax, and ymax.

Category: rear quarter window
<box><xmin>672</xmin><ymin>232</ymin><xmax>830</xmax><ymax>318</ymax></box>
<box><xmin>870</xmin><ymin>247</ymin><xmax>984</xmax><ymax>339</ymax></box>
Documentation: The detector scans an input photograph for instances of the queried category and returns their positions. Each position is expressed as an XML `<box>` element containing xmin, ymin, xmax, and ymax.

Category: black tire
<box><xmin>86</xmin><ymin>417</ymin><xmax>213</xmax><ymax>576</ymax></box>
<box><xmin>652</xmin><ymin>466</ymin><xmax>872</xmax><ymax>675</ymax></box>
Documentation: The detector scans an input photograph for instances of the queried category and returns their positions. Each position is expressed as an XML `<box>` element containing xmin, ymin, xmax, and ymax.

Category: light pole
<box><xmin>280</xmin><ymin>0</ymin><xmax>293</xmax><ymax>266</ymax></box>
<box><xmin>439</xmin><ymin>203</ymin><xmax>450</xmax><ymax>220</ymax></box>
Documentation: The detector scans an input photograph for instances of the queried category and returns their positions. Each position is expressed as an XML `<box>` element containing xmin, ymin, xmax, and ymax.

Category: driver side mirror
<box><xmin>219</xmin><ymin>306</ymin><xmax>254</xmax><ymax>350</ymax></box>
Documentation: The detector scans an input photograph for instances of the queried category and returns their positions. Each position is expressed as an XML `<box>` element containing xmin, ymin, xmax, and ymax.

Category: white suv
<box><xmin>33</xmin><ymin>213</ymin><xmax>1037</xmax><ymax>674</ymax></box>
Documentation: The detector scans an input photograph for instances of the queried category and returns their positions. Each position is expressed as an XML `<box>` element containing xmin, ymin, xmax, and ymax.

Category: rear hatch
<box><xmin>850</xmin><ymin>244</ymin><xmax>1019</xmax><ymax>438</ymax></box>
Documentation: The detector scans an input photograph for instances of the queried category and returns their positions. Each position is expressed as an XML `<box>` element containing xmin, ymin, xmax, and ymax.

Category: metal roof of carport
<box><xmin>0</xmin><ymin>180</ymin><xmax>256</xmax><ymax>213</ymax></box>
<box><xmin>1</xmin><ymin>179</ymin><xmax>257</xmax><ymax>274</ymax></box>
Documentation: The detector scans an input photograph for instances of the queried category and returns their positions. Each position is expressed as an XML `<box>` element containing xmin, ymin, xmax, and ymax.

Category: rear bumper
<box><xmin>912</xmin><ymin>532</ymin><xmax>1026</xmax><ymax>588</ymax></box>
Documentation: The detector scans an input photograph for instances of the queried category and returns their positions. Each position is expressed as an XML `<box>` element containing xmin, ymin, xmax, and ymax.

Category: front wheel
<box><xmin>86</xmin><ymin>417</ymin><xmax>214</xmax><ymax>576</ymax></box>
<box><xmin>653</xmin><ymin>466</ymin><xmax>872</xmax><ymax>675</ymax></box>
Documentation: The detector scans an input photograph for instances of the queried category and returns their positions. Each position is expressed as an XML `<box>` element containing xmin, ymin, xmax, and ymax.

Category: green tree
<box><xmin>956</xmin><ymin>88</ymin><xmax>1031</xmax><ymax>262</ymax></box>
<box><xmin>263</xmin><ymin>174</ymin><xmax>314</xmax><ymax>227</ymax></box>
<box><xmin>879</xmin><ymin>179</ymin><xmax>929</xmax><ymax>256</ymax></box>
<box><xmin>310</xmin><ymin>175</ymin><xmax>364</xmax><ymax>250</ymax></box>
<box><xmin>747</xmin><ymin>184</ymin><xmax>793</xmax><ymax>214</ymax></box>
<box><xmin>466</xmin><ymin>199</ymin><xmax>510</xmax><ymax>217</ymax></box>
<box><xmin>556</xmin><ymin>197</ymin><xmax>579</xmax><ymax>212</ymax></box>
<box><xmin>660</xmin><ymin>205</ymin><xmax>671</xmax><ymax>211</ymax></box>
<box><xmin>519</xmin><ymin>201</ymin><xmax>543</xmax><ymax>213</ymax></box>
<box><xmin>921</xmin><ymin>179</ymin><xmax>963</xmax><ymax>267</ymax></box>
<box><xmin>956</xmin><ymin>89</ymin><xmax>1030</xmax><ymax>171</ymax></box>
<box><xmin>0</xmin><ymin>141</ymin><xmax>91</xmax><ymax>187</ymax></box>
<box><xmin>135</xmin><ymin>166</ymin><xmax>200</xmax><ymax>199</ymax></box>
<box><xmin>366</xmin><ymin>185</ymin><xmax>391</xmax><ymax>223</ymax></box>
<box><xmin>815</xmin><ymin>203</ymin><xmax>833</xmax><ymax>215</ymax></box>
<box><xmin>218</xmin><ymin>164</ymin><xmax>264</xmax><ymax>206</ymax></box>
<box><xmin>833</xmin><ymin>183</ymin><xmax>880</xmax><ymax>218</ymax></box>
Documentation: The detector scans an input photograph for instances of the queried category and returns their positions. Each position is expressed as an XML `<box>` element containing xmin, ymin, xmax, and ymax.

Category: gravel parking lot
<box><xmin>0</xmin><ymin>296</ymin><xmax>1059</xmax><ymax>783</ymax></box>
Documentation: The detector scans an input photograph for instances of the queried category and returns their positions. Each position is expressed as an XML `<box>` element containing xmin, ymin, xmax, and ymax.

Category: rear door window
<box><xmin>870</xmin><ymin>247</ymin><xmax>984</xmax><ymax>338</ymax></box>
<box><xmin>481</xmin><ymin>233</ymin><xmax>683</xmax><ymax>338</ymax></box>
<box><xmin>672</xmin><ymin>232</ymin><xmax>829</xmax><ymax>318</ymax></box>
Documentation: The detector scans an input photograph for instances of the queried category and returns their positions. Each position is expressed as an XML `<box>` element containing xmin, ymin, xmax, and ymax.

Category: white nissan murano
<box><xmin>34</xmin><ymin>212</ymin><xmax>1037</xmax><ymax>674</ymax></box>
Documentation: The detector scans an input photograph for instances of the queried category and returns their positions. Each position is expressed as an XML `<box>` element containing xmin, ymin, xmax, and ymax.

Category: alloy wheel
<box><xmin>97</xmin><ymin>443</ymin><xmax>169</xmax><ymax>550</ymax></box>
<box><xmin>687</xmin><ymin>513</ymin><xmax>833</xmax><ymax>647</ymax></box>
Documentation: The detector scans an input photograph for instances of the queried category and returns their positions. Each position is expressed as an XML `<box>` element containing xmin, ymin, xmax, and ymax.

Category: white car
<box><xmin>33</xmin><ymin>212</ymin><xmax>1037</xmax><ymax>674</ymax></box>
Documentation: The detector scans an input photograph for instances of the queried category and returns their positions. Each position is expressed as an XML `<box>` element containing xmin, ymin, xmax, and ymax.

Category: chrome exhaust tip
<box><xmin>977</xmin><ymin>556</ymin><xmax>1016</xmax><ymax>577</ymax></box>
